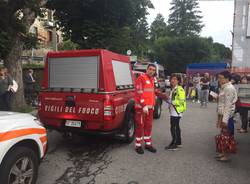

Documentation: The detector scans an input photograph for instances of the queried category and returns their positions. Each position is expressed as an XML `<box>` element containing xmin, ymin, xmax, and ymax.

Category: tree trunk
<box><xmin>4</xmin><ymin>35</ymin><xmax>26</xmax><ymax>110</ymax></box>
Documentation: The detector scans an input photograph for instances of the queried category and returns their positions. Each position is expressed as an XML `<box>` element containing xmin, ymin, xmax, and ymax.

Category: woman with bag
<box><xmin>215</xmin><ymin>71</ymin><xmax>237</xmax><ymax>162</ymax></box>
<box><xmin>165</xmin><ymin>74</ymin><xmax>187</xmax><ymax>151</ymax></box>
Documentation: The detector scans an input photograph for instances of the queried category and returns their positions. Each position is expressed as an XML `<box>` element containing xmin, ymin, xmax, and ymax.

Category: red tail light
<box><xmin>103</xmin><ymin>99</ymin><xmax>115</xmax><ymax>121</ymax></box>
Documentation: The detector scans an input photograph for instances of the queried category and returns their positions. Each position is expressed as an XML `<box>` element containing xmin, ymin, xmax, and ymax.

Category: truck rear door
<box><xmin>39</xmin><ymin>55</ymin><xmax>104</xmax><ymax>123</ymax></box>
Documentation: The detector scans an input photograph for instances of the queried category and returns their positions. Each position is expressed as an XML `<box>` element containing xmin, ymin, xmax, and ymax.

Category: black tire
<box><xmin>122</xmin><ymin>111</ymin><xmax>135</xmax><ymax>143</ymax></box>
<box><xmin>153</xmin><ymin>101</ymin><xmax>162</xmax><ymax>119</ymax></box>
<box><xmin>0</xmin><ymin>146</ymin><xmax>39</xmax><ymax>184</ymax></box>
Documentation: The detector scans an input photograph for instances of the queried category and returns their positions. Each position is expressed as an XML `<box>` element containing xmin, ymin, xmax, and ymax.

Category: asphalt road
<box><xmin>37</xmin><ymin>102</ymin><xmax>250</xmax><ymax>184</ymax></box>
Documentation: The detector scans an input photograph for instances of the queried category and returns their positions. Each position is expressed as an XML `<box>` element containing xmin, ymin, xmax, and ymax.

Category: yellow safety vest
<box><xmin>172</xmin><ymin>86</ymin><xmax>187</xmax><ymax>113</ymax></box>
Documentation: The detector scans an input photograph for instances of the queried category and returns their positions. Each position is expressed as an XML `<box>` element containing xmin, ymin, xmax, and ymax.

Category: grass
<box><xmin>23</xmin><ymin>63</ymin><xmax>44</xmax><ymax>69</ymax></box>
<box><xmin>13</xmin><ymin>105</ymin><xmax>34</xmax><ymax>113</ymax></box>
<box><xmin>0</xmin><ymin>63</ymin><xmax>44</xmax><ymax>69</ymax></box>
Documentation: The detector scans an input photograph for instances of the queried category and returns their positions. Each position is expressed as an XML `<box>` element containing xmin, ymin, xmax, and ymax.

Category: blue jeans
<box><xmin>228</xmin><ymin>117</ymin><xmax>234</xmax><ymax>136</ymax></box>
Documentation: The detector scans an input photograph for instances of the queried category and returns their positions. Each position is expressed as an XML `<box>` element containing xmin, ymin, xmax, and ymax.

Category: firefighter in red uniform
<box><xmin>134</xmin><ymin>64</ymin><xmax>165</xmax><ymax>154</ymax></box>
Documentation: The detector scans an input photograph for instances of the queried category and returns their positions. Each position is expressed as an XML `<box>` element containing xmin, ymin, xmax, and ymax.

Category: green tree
<box><xmin>132</xmin><ymin>17</ymin><xmax>150</xmax><ymax>57</ymax></box>
<box><xmin>0</xmin><ymin>0</ymin><xmax>47</xmax><ymax>109</ymax></box>
<box><xmin>58</xmin><ymin>39</ymin><xmax>79</xmax><ymax>51</ymax></box>
<box><xmin>211</xmin><ymin>42</ymin><xmax>232</xmax><ymax>61</ymax></box>
<box><xmin>168</xmin><ymin>0</ymin><xmax>204</xmax><ymax>37</ymax></box>
<box><xmin>150</xmin><ymin>13</ymin><xmax>169</xmax><ymax>42</ymax></box>
<box><xmin>151</xmin><ymin>35</ymin><xmax>232</xmax><ymax>73</ymax></box>
<box><xmin>152</xmin><ymin>36</ymin><xmax>212</xmax><ymax>73</ymax></box>
<box><xmin>47</xmin><ymin>0</ymin><xmax>153</xmax><ymax>55</ymax></box>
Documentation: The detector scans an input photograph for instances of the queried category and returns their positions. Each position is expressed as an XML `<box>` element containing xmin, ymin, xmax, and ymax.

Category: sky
<box><xmin>147</xmin><ymin>0</ymin><xmax>234</xmax><ymax>47</ymax></box>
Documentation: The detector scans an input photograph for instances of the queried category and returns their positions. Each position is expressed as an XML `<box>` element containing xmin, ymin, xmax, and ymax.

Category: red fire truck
<box><xmin>38</xmin><ymin>49</ymin><xmax>136</xmax><ymax>143</ymax></box>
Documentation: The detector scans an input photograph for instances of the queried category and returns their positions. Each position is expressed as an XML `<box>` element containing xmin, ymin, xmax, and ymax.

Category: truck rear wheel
<box><xmin>122</xmin><ymin>112</ymin><xmax>135</xmax><ymax>143</ymax></box>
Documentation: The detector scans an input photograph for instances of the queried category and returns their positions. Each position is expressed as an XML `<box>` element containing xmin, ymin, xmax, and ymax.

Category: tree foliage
<box><xmin>150</xmin><ymin>35</ymin><xmax>231</xmax><ymax>74</ymax></box>
<box><xmin>210</xmin><ymin>42</ymin><xmax>232</xmax><ymax>61</ymax></box>
<box><xmin>58</xmin><ymin>39</ymin><xmax>80</xmax><ymax>51</ymax></box>
<box><xmin>47</xmin><ymin>0</ymin><xmax>153</xmax><ymax>55</ymax></box>
<box><xmin>152</xmin><ymin>36</ymin><xmax>209</xmax><ymax>73</ymax></box>
<box><xmin>168</xmin><ymin>0</ymin><xmax>204</xmax><ymax>37</ymax></box>
<box><xmin>150</xmin><ymin>13</ymin><xmax>169</xmax><ymax>42</ymax></box>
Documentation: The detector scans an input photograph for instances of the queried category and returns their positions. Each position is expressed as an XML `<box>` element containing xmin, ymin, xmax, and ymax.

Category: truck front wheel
<box><xmin>153</xmin><ymin>100</ymin><xmax>162</xmax><ymax>119</ymax></box>
<box><xmin>122</xmin><ymin>112</ymin><xmax>135</xmax><ymax>143</ymax></box>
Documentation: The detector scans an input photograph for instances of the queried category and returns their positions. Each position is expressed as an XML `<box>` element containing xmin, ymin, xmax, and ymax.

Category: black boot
<box><xmin>135</xmin><ymin>147</ymin><xmax>144</xmax><ymax>154</ymax></box>
<box><xmin>145</xmin><ymin>146</ymin><xmax>157</xmax><ymax>153</ymax></box>
<box><xmin>164</xmin><ymin>142</ymin><xmax>174</xmax><ymax>150</ymax></box>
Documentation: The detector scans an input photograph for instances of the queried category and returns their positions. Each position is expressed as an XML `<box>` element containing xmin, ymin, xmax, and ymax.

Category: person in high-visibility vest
<box><xmin>134</xmin><ymin>64</ymin><xmax>165</xmax><ymax>154</ymax></box>
<box><xmin>165</xmin><ymin>74</ymin><xmax>186</xmax><ymax>151</ymax></box>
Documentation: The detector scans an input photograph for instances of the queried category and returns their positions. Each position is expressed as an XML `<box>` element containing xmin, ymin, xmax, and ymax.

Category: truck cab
<box><xmin>38</xmin><ymin>49</ymin><xmax>135</xmax><ymax>143</ymax></box>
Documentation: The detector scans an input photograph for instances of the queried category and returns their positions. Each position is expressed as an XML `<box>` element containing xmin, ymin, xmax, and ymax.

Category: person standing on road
<box><xmin>24</xmin><ymin>69</ymin><xmax>36</xmax><ymax>105</ymax></box>
<box><xmin>209</xmin><ymin>75</ymin><xmax>218</xmax><ymax>102</ymax></box>
<box><xmin>134</xmin><ymin>64</ymin><xmax>162</xmax><ymax>154</ymax></box>
<box><xmin>165</xmin><ymin>74</ymin><xmax>186</xmax><ymax>151</ymax></box>
<box><xmin>215</xmin><ymin>71</ymin><xmax>237</xmax><ymax>162</ymax></box>
<box><xmin>200</xmin><ymin>73</ymin><xmax>210</xmax><ymax>107</ymax></box>
<box><xmin>192</xmin><ymin>73</ymin><xmax>201</xmax><ymax>103</ymax></box>
<box><xmin>0</xmin><ymin>68</ymin><xmax>13</xmax><ymax>110</ymax></box>
<box><xmin>186</xmin><ymin>75</ymin><xmax>194</xmax><ymax>100</ymax></box>
<box><xmin>238</xmin><ymin>76</ymin><xmax>249</xmax><ymax>133</ymax></box>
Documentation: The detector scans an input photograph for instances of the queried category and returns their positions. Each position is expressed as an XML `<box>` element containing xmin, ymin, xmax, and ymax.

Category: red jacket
<box><xmin>134</xmin><ymin>73</ymin><xmax>156</xmax><ymax>109</ymax></box>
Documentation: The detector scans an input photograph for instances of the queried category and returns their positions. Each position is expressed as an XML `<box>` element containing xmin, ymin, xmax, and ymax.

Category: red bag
<box><xmin>215</xmin><ymin>128</ymin><xmax>237</xmax><ymax>154</ymax></box>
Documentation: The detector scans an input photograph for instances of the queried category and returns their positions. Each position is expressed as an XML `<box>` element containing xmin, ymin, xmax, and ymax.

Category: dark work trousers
<box><xmin>0</xmin><ymin>91</ymin><xmax>11</xmax><ymax>111</ymax></box>
<box><xmin>170</xmin><ymin>116</ymin><xmax>182</xmax><ymax>145</ymax></box>
<box><xmin>240</xmin><ymin>108</ymin><xmax>249</xmax><ymax>130</ymax></box>
<box><xmin>25</xmin><ymin>88</ymin><xmax>34</xmax><ymax>105</ymax></box>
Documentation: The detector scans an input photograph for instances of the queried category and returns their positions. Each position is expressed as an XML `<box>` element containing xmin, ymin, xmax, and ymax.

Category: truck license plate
<box><xmin>65</xmin><ymin>120</ymin><xmax>81</xmax><ymax>127</ymax></box>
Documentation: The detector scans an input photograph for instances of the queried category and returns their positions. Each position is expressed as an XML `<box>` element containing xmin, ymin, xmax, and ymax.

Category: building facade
<box><xmin>22</xmin><ymin>10</ymin><xmax>62</xmax><ymax>63</ymax></box>
<box><xmin>232</xmin><ymin>0</ymin><xmax>250</xmax><ymax>74</ymax></box>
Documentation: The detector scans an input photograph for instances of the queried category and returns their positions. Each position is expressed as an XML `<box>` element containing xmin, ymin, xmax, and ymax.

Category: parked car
<box><xmin>38</xmin><ymin>49</ymin><xmax>135</xmax><ymax>143</ymax></box>
<box><xmin>132</xmin><ymin>70</ymin><xmax>162</xmax><ymax>119</ymax></box>
<box><xmin>0</xmin><ymin>111</ymin><xmax>47</xmax><ymax>184</ymax></box>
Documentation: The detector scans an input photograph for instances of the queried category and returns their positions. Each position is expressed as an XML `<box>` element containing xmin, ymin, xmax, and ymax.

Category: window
<box><xmin>48</xmin><ymin>31</ymin><xmax>52</xmax><ymax>42</ymax></box>
<box><xmin>30</xmin><ymin>26</ymin><xmax>38</xmax><ymax>36</ymax></box>
<box><xmin>56</xmin><ymin>33</ymin><xmax>59</xmax><ymax>43</ymax></box>
<box><xmin>112</xmin><ymin>60</ymin><xmax>133</xmax><ymax>87</ymax></box>
<box><xmin>47</xmin><ymin>10</ymin><xmax>53</xmax><ymax>21</ymax></box>
<box><xmin>48</xmin><ymin>56</ymin><xmax>99</xmax><ymax>89</ymax></box>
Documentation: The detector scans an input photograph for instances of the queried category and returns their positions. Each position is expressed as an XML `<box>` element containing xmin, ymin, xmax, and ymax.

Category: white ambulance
<box><xmin>0</xmin><ymin>111</ymin><xmax>47</xmax><ymax>184</ymax></box>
